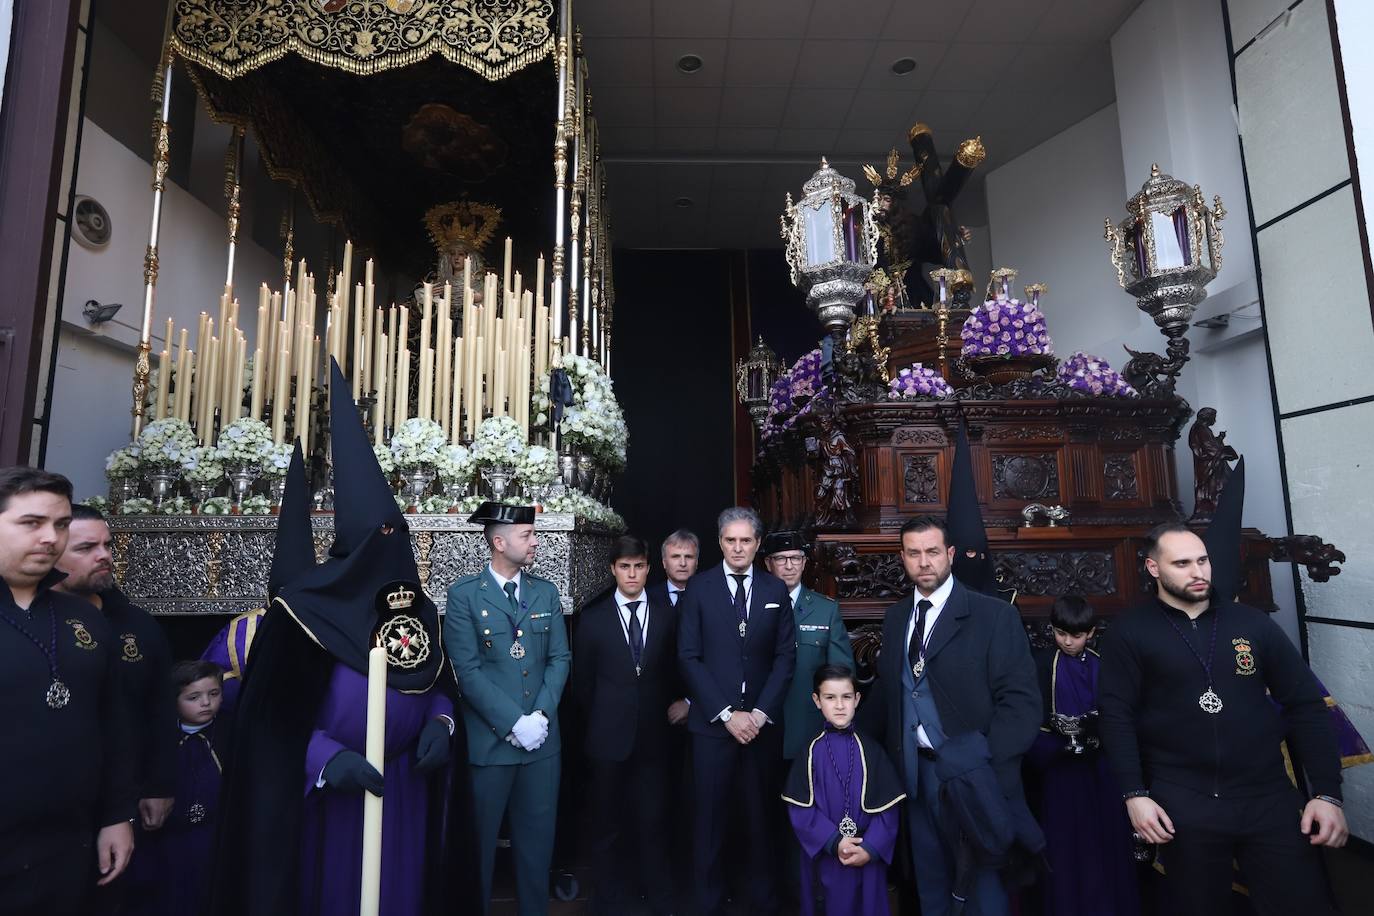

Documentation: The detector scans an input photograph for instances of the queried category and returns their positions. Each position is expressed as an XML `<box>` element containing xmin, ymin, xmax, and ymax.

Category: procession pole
<box><xmin>133</xmin><ymin>41</ymin><xmax>176</xmax><ymax>439</ymax></box>
<box><xmin>224</xmin><ymin>126</ymin><xmax>245</xmax><ymax>292</ymax></box>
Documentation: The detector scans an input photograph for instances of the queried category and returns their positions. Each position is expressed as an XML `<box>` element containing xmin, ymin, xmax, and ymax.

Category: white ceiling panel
<box><xmin>653</xmin><ymin>38</ymin><xmax>729</xmax><ymax>87</ymax></box>
<box><xmin>594</xmin><ymin>85</ymin><xmax>656</xmax><ymax>126</ymax></box>
<box><xmin>806</xmin><ymin>0</ymin><xmax>896</xmax><ymax>40</ymax></box>
<box><xmin>793</xmin><ymin>39</ymin><xmax>877</xmax><ymax>88</ymax></box>
<box><xmin>955</xmin><ymin>0</ymin><xmax>1053</xmax><ymax>43</ymax></box>
<box><xmin>651</xmin><ymin>0</ymin><xmax>734</xmax><ymax>37</ymax></box>
<box><xmin>654</xmin><ymin>87</ymin><xmax>723</xmax><ymax>127</ymax></box>
<box><xmin>656</xmin><ymin>126</ymin><xmax>719</xmax><ymax>151</ymax></box>
<box><xmin>927</xmin><ymin>43</ymin><xmax>1017</xmax><ymax>92</ymax></box>
<box><xmin>881</xmin><ymin>2</ymin><xmax>973</xmax><ymax>42</ymax></box>
<box><xmin>781</xmin><ymin>88</ymin><xmax>857</xmax><ymax>129</ymax></box>
<box><xmin>729</xmin><ymin>0</ymin><xmax>815</xmax><ymax>38</ymax></box>
<box><xmin>775</xmin><ymin>127</ymin><xmax>841</xmax><ymax>153</ymax></box>
<box><xmin>724</xmin><ymin>39</ymin><xmax>804</xmax><ymax>87</ymax></box>
<box><xmin>1033</xmin><ymin>0</ymin><xmax>1141</xmax><ymax>43</ymax></box>
<box><xmin>582</xmin><ymin>37</ymin><xmax>653</xmax><ymax>86</ymax></box>
<box><xmin>844</xmin><ymin>90</ymin><xmax>920</xmax><ymax>129</ymax></box>
<box><xmin>859</xmin><ymin>40</ymin><xmax>948</xmax><ymax>91</ymax></box>
<box><xmin>719</xmin><ymin>87</ymin><xmax>791</xmax><ymax>127</ymax></box>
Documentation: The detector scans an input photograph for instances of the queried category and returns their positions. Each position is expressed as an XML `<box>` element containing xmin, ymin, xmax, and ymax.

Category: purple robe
<box><xmin>125</xmin><ymin>721</ymin><xmax>224</xmax><ymax>916</ymax></box>
<box><xmin>298</xmin><ymin>663</ymin><xmax>453</xmax><ymax>916</ymax></box>
<box><xmin>785</xmin><ymin>730</ymin><xmax>901</xmax><ymax>916</ymax></box>
<box><xmin>1027</xmin><ymin>650</ymin><xmax>1139</xmax><ymax>916</ymax></box>
<box><xmin>199</xmin><ymin>608</ymin><xmax>266</xmax><ymax>715</ymax></box>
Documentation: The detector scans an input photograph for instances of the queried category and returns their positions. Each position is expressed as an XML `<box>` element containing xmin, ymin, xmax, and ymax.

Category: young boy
<box><xmin>783</xmin><ymin>664</ymin><xmax>905</xmax><ymax>916</ymax></box>
<box><xmin>127</xmin><ymin>660</ymin><xmax>227</xmax><ymax>916</ymax></box>
<box><xmin>1026</xmin><ymin>596</ymin><xmax>1138</xmax><ymax>916</ymax></box>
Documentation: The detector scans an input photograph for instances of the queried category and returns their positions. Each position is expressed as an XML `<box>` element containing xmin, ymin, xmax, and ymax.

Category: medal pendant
<box><xmin>1199</xmin><ymin>688</ymin><xmax>1223</xmax><ymax>714</ymax></box>
<box><xmin>509</xmin><ymin>641</ymin><xmax>527</xmax><ymax>660</ymax></box>
<box><xmin>188</xmin><ymin>803</ymin><xmax>206</xmax><ymax>824</ymax></box>
<box><xmin>46</xmin><ymin>679</ymin><xmax>70</xmax><ymax>709</ymax></box>
<box><xmin>839</xmin><ymin>815</ymin><xmax>858</xmax><ymax>838</ymax></box>
<box><xmin>912</xmin><ymin>658</ymin><xmax>925</xmax><ymax>680</ymax></box>
<box><xmin>738</xmin><ymin>620</ymin><xmax>747</xmax><ymax>638</ymax></box>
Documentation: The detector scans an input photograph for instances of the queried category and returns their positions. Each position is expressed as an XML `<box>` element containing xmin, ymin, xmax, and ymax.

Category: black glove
<box><xmin>415</xmin><ymin>718</ymin><xmax>452</xmax><ymax>774</ymax></box>
<box><xmin>322</xmin><ymin>750</ymin><xmax>384</xmax><ymax>796</ymax></box>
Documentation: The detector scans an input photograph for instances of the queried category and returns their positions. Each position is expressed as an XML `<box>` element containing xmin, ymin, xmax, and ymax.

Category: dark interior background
<box><xmin>609</xmin><ymin>247</ymin><xmax>822</xmax><ymax>577</ymax></box>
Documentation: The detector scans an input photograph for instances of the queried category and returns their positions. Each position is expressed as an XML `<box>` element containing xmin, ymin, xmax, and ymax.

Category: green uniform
<box><xmin>782</xmin><ymin>585</ymin><xmax>854</xmax><ymax>760</ymax></box>
<box><xmin>445</xmin><ymin>566</ymin><xmax>570</xmax><ymax>916</ymax></box>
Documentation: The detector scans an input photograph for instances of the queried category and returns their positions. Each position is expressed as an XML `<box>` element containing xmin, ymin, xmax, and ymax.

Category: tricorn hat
<box><xmin>763</xmin><ymin>530</ymin><xmax>809</xmax><ymax>556</ymax></box>
<box><xmin>467</xmin><ymin>501</ymin><xmax>536</xmax><ymax>526</ymax></box>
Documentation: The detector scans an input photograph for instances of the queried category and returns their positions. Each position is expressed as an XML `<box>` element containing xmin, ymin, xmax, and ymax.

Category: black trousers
<box><xmin>1153</xmin><ymin>781</ymin><xmax>1336</xmax><ymax>916</ymax></box>
<box><xmin>585</xmin><ymin>748</ymin><xmax>675</xmax><ymax>915</ymax></box>
<box><xmin>0</xmin><ymin>826</ymin><xmax>93</xmax><ymax>916</ymax></box>
<box><xmin>691</xmin><ymin>728</ymin><xmax>782</xmax><ymax>916</ymax></box>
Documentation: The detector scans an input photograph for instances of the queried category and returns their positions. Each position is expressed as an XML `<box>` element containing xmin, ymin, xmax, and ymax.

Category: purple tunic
<box><xmin>199</xmin><ymin>608</ymin><xmax>266</xmax><ymax>715</ymax></box>
<box><xmin>787</xmin><ymin>730</ymin><xmax>900</xmax><ymax>916</ymax></box>
<box><xmin>298</xmin><ymin>663</ymin><xmax>453</xmax><ymax>916</ymax></box>
<box><xmin>125</xmin><ymin>722</ymin><xmax>224</xmax><ymax>916</ymax></box>
<box><xmin>1028</xmin><ymin>651</ymin><xmax>1139</xmax><ymax>916</ymax></box>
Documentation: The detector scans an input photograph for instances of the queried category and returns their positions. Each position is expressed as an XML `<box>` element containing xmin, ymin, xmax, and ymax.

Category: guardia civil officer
<box><xmin>445</xmin><ymin>502</ymin><xmax>571</xmax><ymax>916</ymax></box>
<box><xmin>0</xmin><ymin>467</ymin><xmax>136</xmax><ymax>915</ymax></box>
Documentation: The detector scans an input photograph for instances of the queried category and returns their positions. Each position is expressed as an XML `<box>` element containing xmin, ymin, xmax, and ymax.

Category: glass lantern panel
<box><xmin>747</xmin><ymin>365</ymin><xmax>764</xmax><ymax>400</ymax></box>
<box><xmin>1151</xmin><ymin>210</ymin><xmax>1185</xmax><ymax>270</ymax></box>
<box><xmin>803</xmin><ymin>201</ymin><xmax>837</xmax><ymax>266</ymax></box>
<box><xmin>1201</xmin><ymin>215</ymin><xmax>1215</xmax><ymax>271</ymax></box>
<box><xmin>842</xmin><ymin>204</ymin><xmax>862</xmax><ymax>261</ymax></box>
<box><xmin>1171</xmin><ymin>207</ymin><xmax>1194</xmax><ymax>267</ymax></box>
<box><xmin>1128</xmin><ymin>222</ymin><xmax>1147</xmax><ymax>279</ymax></box>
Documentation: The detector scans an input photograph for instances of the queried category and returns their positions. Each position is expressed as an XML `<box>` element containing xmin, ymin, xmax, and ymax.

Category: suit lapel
<box><xmin>923</xmin><ymin>581</ymin><xmax>969</xmax><ymax>662</ymax></box>
<box><xmin>640</xmin><ymin>599</ymin><xmax>667</xmax><ymax>672</ymax></box>
<box><xmin>885</xmin><ymin>594</ymin><xmax>915</xmax><ymax>682</ymax></box>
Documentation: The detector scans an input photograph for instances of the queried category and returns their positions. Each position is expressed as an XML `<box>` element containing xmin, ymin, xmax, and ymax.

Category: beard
<box><xmin>67</xmin><ymin>569</ymin><xmax>115</xmax><ymax>595</ymax></box>
<box><xmin>1159</xmin><ymin>575</ymin><xmax>1210</xmax><ymax>607</ymax></box>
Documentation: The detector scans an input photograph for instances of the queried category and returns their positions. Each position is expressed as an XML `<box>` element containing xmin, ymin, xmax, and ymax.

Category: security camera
<box><xmin>83</xmin><ymin>300</ymin><xmax>123</xmax><ymax>324</ymax></box>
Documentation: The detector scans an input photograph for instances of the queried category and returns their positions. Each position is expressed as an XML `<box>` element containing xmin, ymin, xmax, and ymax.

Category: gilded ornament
<box><xmin>955</xmin><ymin>136</ymin><xmax>986</xmax><ymax>169</ymax></box>
<box><xmin>131</xmin><ymin>342</ymin><xmax>152</xmax><ymax>431</ymax></box>
<box><xmin>143</xmin><ymin>245</ymin><xmax>160</xmax><ymax>288</ymax></box>
<box><xmin>909</xmin><ymin>122</ymin><xmax>932</xmax><ymax>140</ymax></box>
<box><xmin>151</xmin><ymin>121</ymin><xmax>171</xmax><ymax>193</ymax></box>
<box><xmin>423</xmin><ymin>202</ymin><xmax>502</xmax><ymax>257</ymax></box>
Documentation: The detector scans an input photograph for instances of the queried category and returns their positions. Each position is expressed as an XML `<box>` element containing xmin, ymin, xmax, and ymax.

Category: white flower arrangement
<box><xmin>435</xmin><ymin>443</ymin><xmax>474</xmax><ymax>483</ymax></box>
<box><xmin>83</xmin><ymin>495</ymin><xmax>110</xmax><ymax>512</ymax></box>
<box><xmin>119</xmin><ymin>498</ymin><xmax>155</xmax><ymax>515</ymax></box>
<box><xmin>419</xmin><ymin>494</ymin><xmax>452</xmax><ymax>514</ymax></box>
<box><xmin>390</xmin><ymin>418</ymin><xmax>448</xmax><ymax>470</ymax></box>
<box><xmin>158</xmin><ymin>496</ymin><xmax>194</xmax><ymax>515</ymax></box>
<box><xmin>471</xmin><ymin>415</ymin><xmax>528</xmax><ymax>468</ymax></box>
<box><xmin>373</xmin><ymin>443</ymin><xmax>397</xmax><ymax>476</ymax></box>
<box><xmin>136</xmin><ymin>418</ymin><xmax>197</xmax><ymax>469</ymax></box>
<box><xmin>256</xmin><ymin>441</ymin><xmax>294</xmax><ymax>478</ymax></box>
<box><xmin>199</xmin><ymin>497</ymin><xmax>232</xmax><ymax>516</ymax></box>
<box><xmin>182</xmin><ymin>445</ymin><xmax>225</xmax><ymax>485</ymax></box>
<box><xmin>393</xmin><ymin>493</ymin><xmax>409</xmax><ymax>511</ymax></box>
<box><xmin>535</xmin><ymin>356</ymin><xmax>628</xmax><ymax>469</ymax></box>
<box><xmin>105</xmin><ymin>446</ymin><xmax>142</xmax><ymax>480</ymax></box>
<box><xmin>543</xmin><ymin>490</ymin><xmax>625</xmax><ymax>531</ymax></box>
<box><xmin>240</xmin><ymin>495</ymin><xmax>273</xmax><ymax>515</ymax></box>
<box><xmin>515</xmin><ymin>444</ymin><xmax>558</xmax><ymax>486</ymax></box>
<box><xmin>217</xmin><ymin>417</ymin><xmax>273</xmax><ymax>466</ymax></box>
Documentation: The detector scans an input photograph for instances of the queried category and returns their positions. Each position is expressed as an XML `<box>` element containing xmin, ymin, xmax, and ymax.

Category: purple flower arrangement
<box><xmin>888</xmin><ymin>363</ymin><xmax>954</xmax><ymax>400</ymax></box>
<box><xmin>1056</xmin><ymin>352</ymin><xmax>1138</xmax><ymax>397</ymax></box>
<box><xmin>960</xmin><ymin>297</ymin><xmax>1054</xmax><ymax>358</ymax></box>
<box><xmin>762</xmin><ymin>349</ymin><xmax>828</xmax><ymax>440</ymax></box>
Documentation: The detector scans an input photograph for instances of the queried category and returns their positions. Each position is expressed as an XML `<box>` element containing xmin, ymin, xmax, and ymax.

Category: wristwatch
<box><xmin>1122</xmin><ymin>788</ymin><xmax>1151</xmax><ymax>800</ymax></box>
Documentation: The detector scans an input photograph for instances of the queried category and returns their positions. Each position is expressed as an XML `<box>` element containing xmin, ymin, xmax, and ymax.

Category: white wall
<box><xmin>48</xmin><ymin>119</ymin><xmax>282</xmax><ymax>500</ymax></box>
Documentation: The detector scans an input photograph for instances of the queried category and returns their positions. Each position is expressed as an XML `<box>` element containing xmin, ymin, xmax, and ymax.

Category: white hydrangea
<box><xmin>514</xmin><ymin>444</ymin><xmax>558</xmax><ymax>486</ymax></box>
<box><xmin>390</xmin><ymin>418</ymin><xmax>448</xmax><ymax>470</ymax></box>
<box><xmin>436</xmin><ymin>443</ymin><xmax>474</xmax><ymax>483</ymax></box>
<box><xmin>181</xmin><ymin>445</ymin><xmax>225</xmax><ymax>485</ymax></box>
<box><xmin>471</xmin><ymin>415</ymin><xmax>528</xmax><ymax>468</ymax></box>
<box><xmin>105</xmin><ymin>445</ymin><xmax>142</xmax><ymax>479</ymax></box>
<box><xmin>216</xmin><ymin>417</ymin><xmax>273</xmax><ymax>466</ymax></box>
<box><xmin>136</xmin><ymin>418</ymin><xmax>197</xmax><ymax>469</ymax></box>
<box><xmin>256</xmin><ymin>441</ymin><xmax>294</xmax><ymax>478</ymax></box>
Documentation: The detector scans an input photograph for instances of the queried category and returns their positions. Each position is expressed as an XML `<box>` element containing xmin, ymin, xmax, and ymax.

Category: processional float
<box><xmin>109</xmin><ymin>1</ymin><xmax>624</xmax><ymax>616</ymax></box>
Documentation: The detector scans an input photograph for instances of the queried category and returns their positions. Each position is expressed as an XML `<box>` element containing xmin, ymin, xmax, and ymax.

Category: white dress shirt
<box><xmin>614</xmin><ymin>589</ymin><xmax>649</xmax><ymax>646</ymax></box>
<box><xmin>666</xmin><ymin>584</ymin><xmax>685</xmax><ymax>606</ymax></box>
<box><xmin>488</xmin><ymin>565</ymin><xmax>523</xmax><ymax>607</ymax></box>
<box><xmin>788</xmin><ymin>584</ymin><xmax>802</xmax><ymax>608</ymax></box>
<box><xmin>718</xmin><ymin>562</ymin><xmax>756</xmax><ymax>722</ymax></box>
<box><xmin>906</xmin><ymin>573</ymin><xmax>956</xmax><ymax>749</ymax></box>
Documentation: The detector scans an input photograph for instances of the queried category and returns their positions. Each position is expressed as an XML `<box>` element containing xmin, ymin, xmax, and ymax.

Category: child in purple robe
<box><xmin>126</xmin><ymin>660</ymin><xmax>227</xmax><ymax>916</ymax></box>
<box><xmin>1026</xmin><ymin>596</ymin><xmax>1139</xmax><ymax>916</ymax></box>
<box><xmin>783</xmin><ymin>664</ymin><xmax>905</xmax><ymax>916</ymax></box>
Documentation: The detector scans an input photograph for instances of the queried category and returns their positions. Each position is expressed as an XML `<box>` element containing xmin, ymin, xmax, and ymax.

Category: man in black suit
<box><xmin>678</xmin><ymin>507</ymin><xmax>795</xmax><ymax>916</ymax></box>
<box><xmin>646</xmin><ymin>528</ymin><xmax>698</xmax><ymax>609</ymax></box>
<box><xmin>572</xmin><ymin>535</ymin><xmax>689</xmax><ymax>915</ymax></box>
<box><xmin>878</xmin><ymin>516</ymin><xmax>1040</xmax><ymax>916</ymax></box>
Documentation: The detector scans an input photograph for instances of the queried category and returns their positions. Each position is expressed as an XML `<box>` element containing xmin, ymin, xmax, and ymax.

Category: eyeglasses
<box><xmin>771</xmin><ymin>555</ymin><xmax>806</xmax><ymax>567</ymax></box>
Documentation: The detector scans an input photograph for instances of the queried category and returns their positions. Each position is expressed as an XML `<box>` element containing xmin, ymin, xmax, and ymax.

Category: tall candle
<box><xmin>250</xmin><ymin>346</ymin><xmax>264</xmax><ymax>420</ymax></box>
<box><xmin>359</xmin><ymin>641</ymin><xmax>387</xmax><ymax>916</ymax></box>
<box><xmin>373</xmin><ymin>331</ymin><xmax>389</xmax><ymax>446</ymax></box>
<box><xmin>472</xmin><ymin>338</ymin><xmax>486</xmax><ymax>421</ymax></box>
<box><xmin>175</xmin><ymin>347</ymin><xmax>192</xmax><ymax>421</ymax></box>
<box><xmin>155</xmin><ymin>349</ymin><xmax>170</xmax><ymax>420</ymax></box>
<box><xmin>450</xmin><ymin>337</ymin><xmax>463</xmax><ymax>444</ymax></box>
<box><xmin>354</xmin><ymin>283</ymin><xmax>366</xmax><ymax>400</ymax></box>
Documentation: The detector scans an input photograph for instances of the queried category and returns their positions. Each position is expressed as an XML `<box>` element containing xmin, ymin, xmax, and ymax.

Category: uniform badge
<box><xmin>1233</xmin><ymin>637</ymin><xmax>1256</xmax><ymax>676</ymax></box>
<box><xmin>188</xmin><ymin>803</ymin><xmax>206</xmax><ymax>824</ymax></box>
<box><xmin>120</xmin><ymin>634</ymin><xmax>144</xmax><ymax>663</ymax></box>
<box><xmin>509</xmin><ymin>641</ymin><xmax>527</xmax><ymax>660</ymax></box>
<box><xmin>377</xmin><ymin>585</ymin><xmax>431</xmax><ymax>669</ymax></box>
<box><xmin>67</xmin><ymin>619</ymin><xmax>97</xmax><ymax>650</ymax></box>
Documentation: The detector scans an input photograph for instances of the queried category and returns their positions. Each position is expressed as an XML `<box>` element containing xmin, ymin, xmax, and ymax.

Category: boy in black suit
<box><xmin>678</xmin><ymin>507</ymin><xmax>796</xmax><ymax>916</ymax></box>
<box><xmin>572</xmin><ymin>535</ymin><xmax>688</xmax><ymax>915</ymax></box>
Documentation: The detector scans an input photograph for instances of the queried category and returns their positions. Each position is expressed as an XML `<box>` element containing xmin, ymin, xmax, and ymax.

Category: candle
<box><xmin>472</xmin><ymin>337</ymin><xmax>485</xmax><ymax>421</ymax></box>
<box><xmin>494</xmin><ymin>348</ymin><xmax>507</xmax><ymax>419</ymax></box>
<box><xmin>250</xmin><ymin>346</ymin><xmax>264</xmax><ymax>420</ymax></box>
<box><xmin>163</xmin><ymin>317</ymin><xmax>174</xmax><ymax>351</ymax></box>
<box><xmin>272</xmin><ymin>347</ymin><xmax>289</xmax><ymax>441</ymax></box>
<box><xmin>396</xmin><ymin>349</ymin><xmax>410</xmax><ymax>428</ymax></box>
<box><xmin>450</xmin><ymin>337</ymin><xmax>463</xmax><ymax>444</ymax></box>
<box><xmin>200</xmin><ymin>339</ymin><xmax>219</xmax><ymax>446</ymax></box>
<box><xmin>502</xmin><ymin>237</ymin><xmax>513</xmax><ymax>303</ymax></box>
<box><xmin>359</xmin><ymin>641</ymin><xmax>387</xmax><ymax>916</ymax></box>
<box><xmin>155</xmin><ymin>349</ymin><xmax>170</xmax><ymax>420</ymax></box>
<box><xmin>175</xmin><ymin>347</ymin><xmax>192</xmax><ymax>421</ymax></box>
<box><xmin>354</xmin><ymin>283</ymin><xmax>366</xmax><ymax>400</ymax></box>
<box><xmin>341</xmin><ymin>240</ymin><xmax>353</xmax><ymax>317</ymax></box>
<box><xmin>373</xmin><ymin>331</ymin><xmax>389</xmax><ymax>446</ymax></box>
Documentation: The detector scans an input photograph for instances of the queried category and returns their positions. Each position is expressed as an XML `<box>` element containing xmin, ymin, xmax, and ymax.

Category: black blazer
<box><xmin>677</xmin><ymin>564</ymin><xmax>796</xmax><ymax>737</ymax></box>
<box><xmin>878</xmin><ymin>579</ymin><xmax>1041</xmax><ymax>797</ymax></box>
<box><xmin>572</xmin><ymin>594</ymin><xmax>682</xmax><ymax>762</ymax></box>
<box><xmin>645</xmin><ymin>580</ymin><xmax>684</xmax><ymax>610</ymax></box>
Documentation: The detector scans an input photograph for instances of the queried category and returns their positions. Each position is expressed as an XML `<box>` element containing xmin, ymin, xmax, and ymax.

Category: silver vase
<box><xmin>227</xmin><ymin>463</ymin><xmax>260</xmax><ymax>510</ymax></box>
<box><xmin>146</xmin><ymin>469</ymin><xmax>179</xmax><ymax>510</ymax></box>
<box><xmin>442</xmin><ymin>479</ymin><xmax>470</xmax><ymax>511</ymax></box>
<box><xmin>402</xmin><ymin>467</ymin><xmax>437</xmax><ymax>512</ymax></box>
<box><xmin>576</xmin><ymin>455</ymin><xmax>595</xmax><ymax>494</ymax></box>
<box><xmin>190</xmin><ymin>481</ymin><xmax>217</xmax><ymax>507</ymax></box>
<box><xmin>481</xmin><ymin>465</ymin><xmax>514</xmax><ymax>501</ymax></box>
<box><xmin>268</xmin><ymin>476</ymin><xmax>287</xmax><ymax>508</ymax></box>
<box><xmin>109</xmin><ymin>476</ymin><xmax>138</xmax><ymax>509</ymax></box>
<box><xmin>558</xmin><ymin>453</ymin><xmax>577</xmax><ymax>490</ymax></box>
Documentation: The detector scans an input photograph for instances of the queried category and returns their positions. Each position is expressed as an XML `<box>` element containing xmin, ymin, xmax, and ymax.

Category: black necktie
<box><xmin>626</xmin><ymin>600</ymin><xmax>644</xmax><ymax>669</ymax></box>
<box><xmin>909</xmin><ymin>599</ymin><xmax>933</xmax><ymax>670</ymax></box>
<box><xmin>730</xmin><ymin>574</ymin><xmax>748</xmax><ymax>629</ymax></box>
<box><xmin>669</xmin><ymin>590</ymin><xmax>680</xmax><ymax>606</ymax></box>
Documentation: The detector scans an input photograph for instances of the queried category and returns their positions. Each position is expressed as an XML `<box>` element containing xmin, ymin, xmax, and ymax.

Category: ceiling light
<box><xmin>677</xmin><ymin>54</ymin><xmax>704</xmax><ymax>74</ymax></box>
<box><xmin>891</xmin><ymin>57</ymin><xmax>917</xmax><ymax>76</ymax></box>
<box><xmin>674</xmin><ymin>197</ymin><xmax>695</xmax><ymax>209</ymax></box>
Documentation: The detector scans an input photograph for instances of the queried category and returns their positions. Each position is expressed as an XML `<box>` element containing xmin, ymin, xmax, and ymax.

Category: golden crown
<box><xmin>424</xmin><ymin>201</ymin><xmax>502</xmax><ymax>255</ymax></box>
<box><xmin>386</xmin><ymin>585</ymin><xmax>416</xmax><ymax>610</ymax></box>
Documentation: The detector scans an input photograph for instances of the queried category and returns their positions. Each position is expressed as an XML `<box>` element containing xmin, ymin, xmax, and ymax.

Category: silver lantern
<box><xmin>1104</xmin><ymin>164</ymin><xmax>1225</xmax><ymax>393</ymax></box>
<box><xmin>781</xmin><ymin>158</ymin><xmax>879</xmax><ymax>338</ymax></box>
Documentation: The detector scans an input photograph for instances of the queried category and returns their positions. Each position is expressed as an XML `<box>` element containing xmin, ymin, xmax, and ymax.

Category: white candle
<box><xmin>360</xmin><ymin>642</ymin><xmax>386</xmax><ymax>916</ymax></box>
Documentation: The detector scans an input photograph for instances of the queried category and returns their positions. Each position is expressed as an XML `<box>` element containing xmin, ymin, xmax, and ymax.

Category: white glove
<box><xmin>510</xmin><ymin>714</ymin><xmax>548</xmax><ymax>750</ymax></box>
